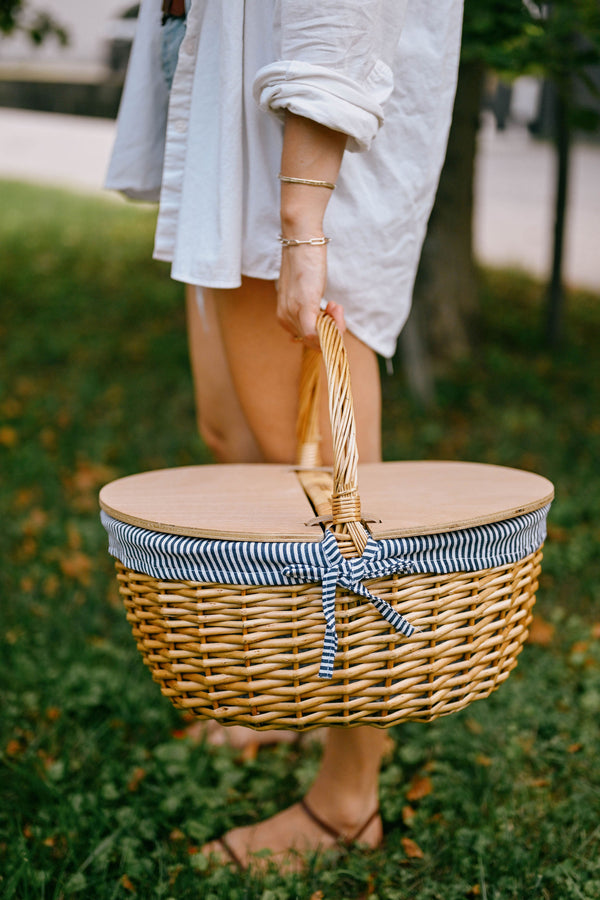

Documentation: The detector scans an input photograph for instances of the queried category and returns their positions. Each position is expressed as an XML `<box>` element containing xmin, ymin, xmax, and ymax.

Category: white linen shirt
<box><xmin>106</xmin><ymin>0</ymin><xmax>463</xmax><ymax>358</ymax></box>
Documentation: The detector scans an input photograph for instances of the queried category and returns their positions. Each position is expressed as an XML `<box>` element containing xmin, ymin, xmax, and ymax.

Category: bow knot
<box><xmin>283</xmin><ymin>529</ymin><xmax>415</xmax><ymax>678</ymax></box>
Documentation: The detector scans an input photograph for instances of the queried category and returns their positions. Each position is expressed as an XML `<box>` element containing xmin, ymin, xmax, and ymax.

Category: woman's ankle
<box><xmin>303</xmin><ymin>784</ymin><xmax>380</xmax><ymax>836</ymax></box>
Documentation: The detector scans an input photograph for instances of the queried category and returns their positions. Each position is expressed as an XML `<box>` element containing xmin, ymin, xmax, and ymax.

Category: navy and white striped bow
<box><xmin>283</xmin><ymin>529</ymin><xmax>415</xmax><ymax>679</ymax></box>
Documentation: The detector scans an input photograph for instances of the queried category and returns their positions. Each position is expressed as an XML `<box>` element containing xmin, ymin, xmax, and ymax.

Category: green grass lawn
<box><xmin>1</xmin><ymin>180</ymin><xmax>599</xmax><ymax>900</ymax></box>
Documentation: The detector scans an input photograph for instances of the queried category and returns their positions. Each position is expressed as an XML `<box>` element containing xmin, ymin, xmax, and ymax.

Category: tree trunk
<box><xmin>401</xmin><ymin>59</ymin><xmax>486</xmax><ymax>391</ymax></box>
<box><xmin>545</xmin><ymin>83</ymin><xmax>571</xmax><ymax>346</ymax></box>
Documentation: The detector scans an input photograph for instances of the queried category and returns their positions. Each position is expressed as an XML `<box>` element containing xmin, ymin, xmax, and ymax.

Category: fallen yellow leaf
<box><xmin>121</xmin><ymin>874</ymin><xmax>136</xmax><ymax>893</ymax></box>
<box><xmin>401</xmin><ymin>837</ymin><xmax>424</xmax><ymax>859</ymax></box>
<box><xmin>465</xmin><ymin>718</ymin><xmax>483</xmax><ymax>735</ymax></box>
<box><xmin>0</xmin><ymin>426</ymin><xmax>18</xmax><ymax>447</ymax></box>
<box><xmin>406</xmin><ymin>774</ymin><xmax>433</xmax><ymax>802</ymax></box>
<box><xmin>546</xmin><ymin>523</ymin><xmax>569</xmax><ymax>543</ymax></box>
<box><xmin>527</xmin><ymin>616</ymin><xmax>555</xmax><ymax>646</ymax></box>
<box><xmin>127</xmin><ymin>767</ymin><xmax>147</xmax><ymax>792</ymax></box>
<box><xmin>529</xmin><ymin>778</ymin><xmax>550</xmax><ymax>788</ymax></box>
<box><xmin>402</xmin><ymin>804</ymin><xmax>416</xmax><ymax>826</ymax></box>
<box><xmin>59</xmin><ymin>551</ymin><xmax>92</xmax><ymax>586</ymax></box>
<box><xmin>22</xmin><ymin>508</ymin><xmax>48</xmax><ymax>535</ymax></box>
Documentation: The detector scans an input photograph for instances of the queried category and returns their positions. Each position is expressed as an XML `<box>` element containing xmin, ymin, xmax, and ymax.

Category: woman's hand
<box><xmin>276</xmin><ymin>243</ymin><xmax>345</xmax><ymax>348</ymax></box>
<box><xmin>278</xmin><ymin>113</ymin><xmax>347</xmax><ymax>347</ymax></box>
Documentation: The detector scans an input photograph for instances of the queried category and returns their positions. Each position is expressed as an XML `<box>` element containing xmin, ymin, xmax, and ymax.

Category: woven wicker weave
<box><xmin>106</xmin><ymin>314</ymin><xmax>548</xmax><ymax>729</ymax></box>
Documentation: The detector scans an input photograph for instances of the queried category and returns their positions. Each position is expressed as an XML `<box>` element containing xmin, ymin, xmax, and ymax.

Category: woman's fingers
<box><xmin>323</xmin><ymin>300</ymin><xmax>346</xmax><ymax>334</ymax></box>
<box><xmin>277</xmin><ymin>245</ymin><xmax>345</xmax><ymax>347</ymax></box>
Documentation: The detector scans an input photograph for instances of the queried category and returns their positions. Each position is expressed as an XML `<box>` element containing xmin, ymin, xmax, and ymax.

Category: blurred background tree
<box><xmin>404</xmin><ymin>0</ymin><xmax>600</xmax><ymax>401</ymax></box>
<box><xmin>0</xmin><ymin>0</ymin><xmax>68</xmax><ymax>46</ymax></box>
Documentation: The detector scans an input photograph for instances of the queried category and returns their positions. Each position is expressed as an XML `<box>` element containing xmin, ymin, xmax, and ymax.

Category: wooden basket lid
<box><xmin>99</xmin><ymin>460</ymin><xmax>553</xmax><ymax>542</ymax></box>
<box><xmin>99</xmin><ymin>464</ymin><xmax>324</xmax><ymax>541</ymax></box>
<box><xmin>359</xmin><ymin>461</ymin><xmax>553</xmax><ymax>539</ymax></box>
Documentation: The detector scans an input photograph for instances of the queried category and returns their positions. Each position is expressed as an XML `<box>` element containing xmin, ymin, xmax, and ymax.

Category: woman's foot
<box><xmin>202</xmin><ymin>796</ymin><xmax>382</xmax><ymax>872</ymax></box>
<box><xmin>180</xmin><ymin>719</ymin><xmax>325</xmax><ymax>750</ymax></box>
<box><xmin>181</xmin><ymin>720</ymin><xmax>297</xmax><ymax>749</ymax></box>
<box><xmin>202</xmin><ymin>727</ymin><xmax>390</xmax><ymax>871</ymax></box>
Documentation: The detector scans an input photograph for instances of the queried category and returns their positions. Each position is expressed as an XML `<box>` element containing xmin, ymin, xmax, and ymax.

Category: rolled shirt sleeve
<box><xmin>253</xmin><ymin>0</ymin><xmax>408</xmax><ymax>151</ymax></box>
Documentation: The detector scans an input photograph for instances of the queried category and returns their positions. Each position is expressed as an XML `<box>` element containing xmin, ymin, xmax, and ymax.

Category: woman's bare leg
<box><xmin>188</xmin><ymin>277</ymin><xmax>387</xmax><ymax>867</ymax></box>
<box><xmin>208</xmin><ymin>276</ymin><xmax>380</xmax><ymax>464</ymax></box>
<box><xmin>204</xmin><ymin>728</ymin><xmax>388</xmax><ymax>870</ymax></box>
<box><xmin>186</xmin><ymin>283</ymin><xmax>303</xmax><ymax>748</ymax></box>
<box><xmin>186</xmin><ymin>284</ymin><xmax>263</xmax><ymax>464</ymax></box>
<box><xmin>188</xmin><ymin>277</ymin><xmax>381</xmax><ymax>465</ymax></box>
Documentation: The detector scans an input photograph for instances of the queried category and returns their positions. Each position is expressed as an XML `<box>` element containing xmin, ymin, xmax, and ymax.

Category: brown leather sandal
<box><xmin>299</xmin><ymin>798</ymin><xmax>381</xmax><ymax>848</ymax></box>
<box><xmin>212</xmin><ymin>800</ymin><xmax>381</xmax><ymax>871</ymax></box>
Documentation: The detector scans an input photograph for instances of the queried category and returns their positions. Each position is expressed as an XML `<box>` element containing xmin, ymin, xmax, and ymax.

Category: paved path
<box><xmin>474</xmin><ymin>115</ymin><xmax>600</xmax><ymax>291</ymax></box>
<box><xmin>0</xmin><ymin>108</ymin><xmax>116</xmax><ymax>195</ymax></box>
<box><xmin>1</xmin><ymin>107</ymin><xmax>599</xmax><ymax>290</ymax></box>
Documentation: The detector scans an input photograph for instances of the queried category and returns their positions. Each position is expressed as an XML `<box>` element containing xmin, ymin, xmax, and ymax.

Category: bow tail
<box><xmin>317</xmin><ymin>576</ymin><xmax>415</xmax><ymax>680</ymax></box>
<box><xmin>318</xmin><ymin>569</ymin><xmax>340</xmax><ymax>679</ymax></box>
<box><xmin>359</xmin><ymin>584</ymin><xmax>415</xmax><ymax>638</ymax></box>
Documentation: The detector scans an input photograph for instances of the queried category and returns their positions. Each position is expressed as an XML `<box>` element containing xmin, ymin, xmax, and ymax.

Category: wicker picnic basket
<box><xmin>99</xmin><ymin>314</ymin><xmax>553</xmax><ymax>729</ymax></box>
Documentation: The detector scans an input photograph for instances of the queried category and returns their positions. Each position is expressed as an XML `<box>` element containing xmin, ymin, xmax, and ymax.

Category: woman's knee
<box><xmin>197</xmin><ymin>411</ymin><xmax>262</xmax><ymax>464</ymax></box>
<box><xmin>187</xmin><ymin>284</ymin><xmax>263</xmax><ymax>463</ymax></box>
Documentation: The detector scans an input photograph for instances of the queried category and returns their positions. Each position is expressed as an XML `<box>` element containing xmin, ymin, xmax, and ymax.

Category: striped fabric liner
<box><xmin>101</xmin><ymin>506</ymin><xmax>549</xmax><ymax>586</ymax></box>
<box><xmin>101</xmin><ymin>505</ymin><xmax>549</xmax><ymax>678</ymax></box>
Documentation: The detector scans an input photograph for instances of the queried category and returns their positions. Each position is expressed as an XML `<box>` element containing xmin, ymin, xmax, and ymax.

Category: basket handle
<box><xmin>296</xmin><ymin>313</ymin><xmax>369</xmax><ymax>557</ymax></box>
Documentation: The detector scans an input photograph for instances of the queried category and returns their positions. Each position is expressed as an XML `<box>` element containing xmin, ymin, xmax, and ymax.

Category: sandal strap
<box><xmin>300</xmin><ymin>798</ymin><xmax>380</xmax><ymax>846</ymax></box>
<box><xmin>300</xmin><ymin>798</ymin><xmax>343</xmax><ymax>841</ymax></box>
<box><xmin>218</xmin><ymin>835</ymin><xmax>246</xmax><ymax>871</ymax></box>
<box><xmin>349</xmin><ymin>806</ymin><xmax>381</xmax><ymax>844</ymax></box>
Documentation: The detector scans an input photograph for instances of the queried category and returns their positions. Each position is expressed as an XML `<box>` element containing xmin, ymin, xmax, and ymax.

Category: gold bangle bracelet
<box><xmin>278</xmin><ymin>174</ymin><xmax>336</xmax><ymax>191</ymax></box>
